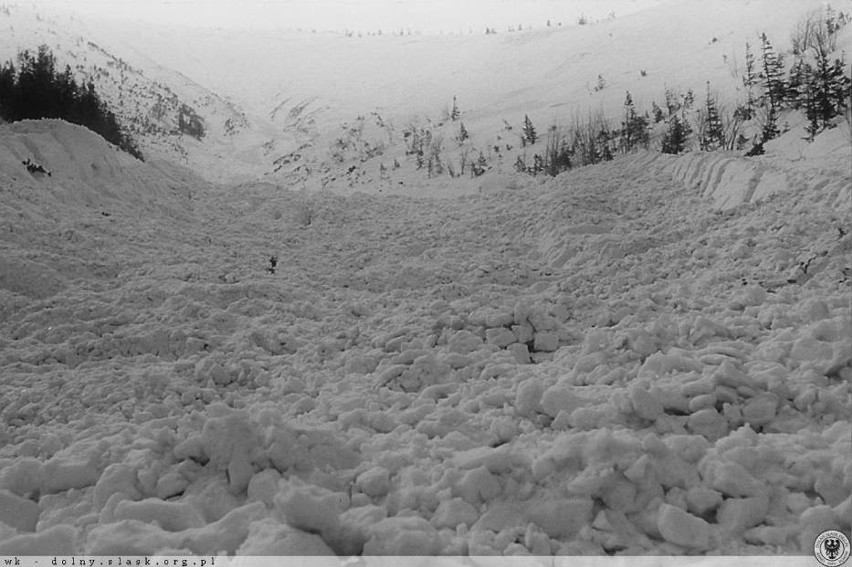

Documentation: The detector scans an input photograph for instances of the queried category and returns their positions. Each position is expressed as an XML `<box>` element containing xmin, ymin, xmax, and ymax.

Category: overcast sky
<box><xmin>37</xmin><ymin>0</ymin><xmax>657</xmax><ymax>33</ymax></box>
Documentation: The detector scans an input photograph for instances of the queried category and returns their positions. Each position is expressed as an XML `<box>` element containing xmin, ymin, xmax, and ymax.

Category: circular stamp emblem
<box><xmin>814</xmin><ymin>530</ymin><xmax>851</xmax><ymax>567</ymax></box>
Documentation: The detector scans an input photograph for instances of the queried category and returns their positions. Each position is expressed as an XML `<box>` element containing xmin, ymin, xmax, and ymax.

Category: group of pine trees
<box><xmin>0</xmin><ymin>45</ymin><xmax>143</xmax><ymax>159</ymax></box>
<box><xmin>515</xmin><ymin>6</ymin><xmax>850</xmax><ymax>177</ymax></box>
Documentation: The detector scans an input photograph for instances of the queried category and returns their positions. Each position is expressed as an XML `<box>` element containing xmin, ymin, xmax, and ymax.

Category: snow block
<box><xmin>237</xmin><ymin>519</ymin><xmax>336</xmax><ymax>555</ymax></box>
<box><xmin>630</xmin><ymin>384</ymin><xmax>664</xmax><ymax>421</ymax></box>
<box><xmin>700</xmin><ymin>460</ymin><xmax>765</xmax><ymax>497</ymax></box>
<box><xmin>528</xmin><ymin>497</ymin><xmax>594</xmax><ymax>539</ymax></box>
<box><xmin>247</xmin><ymin>469</ymin><xmax>283</xmax><ymax>507</ymax></box>
<box><xmin>0</xmin><ymin>489</ymin><xmax>40</xmax><ymax>532</ymax></box>
<box><xmin>540</xmin><ymin>385</ymin><xmax>588</xmax><ymax>418</ymax></box>
<box><xmin>93</xmin><ymin>463</ymin><xmax>142</xmax><ymax>510</ymax></box>
<box><xmin>200</xmin><ymin>412</ymin><xmax>259</xmax><ymax>494</ymax></box>
<box><xmin>356</xmin><ymin>466</ymin><xmax>391</xmax><ymax>498</ymax></box>
<box><xmin>717</xmin><ymin>494</ymin><xmax>769</xmax><ymax>534</ymax></box>
<box><xmin>515</xmin><ymin>379</ymin><xmax>544</xmax><ymax>417</ymax></box>
<box><xmin>486</xmin><ymin>327</ymin><xmax>517</xmax><ymax>348</ymax></box>
<box><xmin>363</xmin><ymin>516</ymin><xmax>440</xmax><ymax>555</ymax></box>
<box><xmin>155</xmin><ymin>472</ymin><xmax>189</xmax><ymax>500</ymax></box>
<box><xmin>431</xmin><ymin>497</ymin><xmax>480</xmax><ymax>529</ymax></box>
<box><xmin>113</xmin><ymin>498</ymin><xmax>207</xmax><ymax>532</ymax></box>
<box><xmin>533</xmin><ymin>331</ymin><xmax>559</xmax><ymax>352</ymax></box>
<box><xmin>656</xmin><ymin>502</ymin><xmax>713</xmax><ymax>550</ymax></box>
<box><xmin>687</xmin><ymin>407</ymin><xmax>728</xmax><ymax>441</ymax></box>
<box><xmin>0</xmin><ymin>457</ymin><xmax>43</xmax><ymax>497</ymax></box>
<box><xmin>742</xmin><ymin>394</ymin><xmax>777</xmax><ymax>426</ymax></box>
<box><xmin>184</xmin><ymin>501</ymin><xmax>265</xmax><ymax>555</ymax></box>
<box><xmin>507</xmin><ymin>343</ymin><xmax>532</xmax><ymax>364</ymax></box>
<box><xmin>448</xmin><ymin>330</ymin><xmax>484</xmax><ymax>354</ymax></box>
<box><xmin>686</xmin><ymin>486</ymin><xmax>723</xmax><ymax>516</ymax></box>
<box><xmin>277</xmin><ymin>485</ymin><xmax>341</xmax><ymax>539</ymax></box>
<box><xmin>42</xmin><ymin>452</ymin><xmax>101</xmax><ymax>494</ymax></box>
<box><xmin>456</xmin><ymin>466</ymin><xmax>501</xmax><ymax>504</ymax></box>
<box><xmin>485</xmin><ymin>309</ymin><xmax>515</xmax><ymax>328</ymax></box>
<box><xmin>86</xmin><ymin>519</ymin><xmax>180</xmax><ymax>555</ymax></box>
<box><xmin>0</xmin><ymin>524</ymin><xmax>77</xmax><ymax>554</ymax></box>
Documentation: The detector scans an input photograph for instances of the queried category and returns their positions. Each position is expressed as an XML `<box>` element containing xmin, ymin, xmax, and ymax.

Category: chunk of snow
<box><xmin>686</xmin><ymin>486</ymin><xmax>723</xmax><ymax>516</ymax></box>
<box><xmin>113</xmin><ymin>498</ymin><xmax>206</xmax><ymax>532</ymax></box>
<box><xmin>700</xmin><ymin>460</ymin><xmax>765</xmax><ymax>497</ymax></box>
<box><xmin>630</xmin><ymin>384</ymin><xmax>664</xmax><ymax>421</ymax></box>
<box><xmin>716</xmin><ymin>494</ymin><xmax>769</xmax><ymax>534</ymax></box>
<box><xmin>540</xmin><ymin>385</ymin><xmax>588</xmax><ymax>418</ymax></box>
<box><xmin>0</xmin><ymin>524</ymin><xmax>77</xmax><ymax>554</ymax></box>
<box><xmin>0</xmin><ymin>457</ymin><xmax>43</xmax><ymax>497</ymax></box>
<box><xmin>686</xmin><ymin>407</ymin><xmax>728</xmax><ymax>440</ymax></box>
<box><xmin>431</xmin><ymin>497</ymin><xmax>480</xmax><ymax>529</ymax></box>
<box><xmin>656</xmin><ymin>502</ymin><xmax>714</xmax><ymax>550</ymax></box>
<box><xmin>533</xmin><ymin>331</ymin><xmax>559</xmax><ymax>352</ymax></box>
<box><xmin>93</xmin><ymin>463</ymin><xmax>142</xmax><ymax>510</ymax></box>
<box><xmin>528</xmin><ymin>497</ymin><xmax>594</xmax><ymax>539</ymax></box>
<box><xmin>200</xmin><ymin>411</ymin><xmax>259</xmax><ymax>493</ymax></box>
<box><xmin>237</xmin><ymin>519</ymin><xmax>336</xmax><ymax>555</ymax></box>
<box><xmin>362</xmin><ymin>516</ymin><xmax>440</xmax><ymax>555</ymax></box>
<box><xmin>42</xmin><ymin>453</ymin><xmax>101</xmax><ymax>494</ymax></box>
<box><xmin>86</xmin><ymin>519</ymin><xmax>179</xmax><ymax>555</ymax></box>
<box><xmin>507</xmin><ymin>343</ymin><xmax>532</xmax><ymax>364</ymax></box>
<box><xmin>0</xmin><ymin>489</ymin><xmax>40</xmax><ymax>532</ymax></box>
<box><xmin>486</xmin><ymin>327</ymin><xmax>517</xmax><ymax>347</ymax></box>
<box><xmin>247</xmin><ymin>468</ymin><xmax>282</xmax><ymax>507</ymax></box>
<box><xmin>356</xmin><ymin>466</ymin><xmax>391</xmax><ymax>498</ymax></box>
<box><xmin>277</xmin><ymin>484</ymin><xmax>341</xmax><ymax>539</ymax></box>
<box><xmin>456</xmin><ymin>466</ymin><xmax>501</xmax><ymax>504</ymax></box>
<box><xmin>155</xmin><ymin>472</ymin><xmax>189</xmax><ymax>500</ymax></box>
<box><xmin>742</xmin><ymin>394</ymin><xmax>778</xmax><ymax>426</ymax></box>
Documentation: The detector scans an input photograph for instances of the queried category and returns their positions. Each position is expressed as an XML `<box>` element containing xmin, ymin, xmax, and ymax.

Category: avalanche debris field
<box><xmin>0</xmin><ymin>121</ymin><xmax>850</xmax><ymax>556</ymax></box>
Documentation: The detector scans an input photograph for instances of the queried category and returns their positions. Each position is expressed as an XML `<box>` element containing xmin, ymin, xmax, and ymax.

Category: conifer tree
<box><xmin>450</xmin><ymin>95</ymin><xmax>460</xmax><ymax>121</ymax></box>
<box><xmin>700</xmin><ymin>82</ymin><xmax>725</xmax><ymax>151</ymax></box>
<box><xmin>523</xmin><ymin>114</ymin><xmax>538</xmax><ymax>145</ymax></box>
<box><xmin>742</xmin><ymin>41</ymin><xmax>758</xmax><ymax>115</ymax></box>
<box><xmin>651</xmin><ymin>101</ymin><xmax>665</xmax><ymax>123</ymax></box>
<box><xmin>620</xmin><ymin>91</ymin><xmax>649</xmax><ymax>152</ymax></box>
<box><xmin>661</xmin><ymin>113</ymin><xmax>688</xmax><ymax>154</ymax></box>
<box><xmin>664</xmin><ymin>88</ymin><xmax>680</xmax><ymax>117</ymax></box>
<box><xmin>759</xmin><ymin>33</ymin><xmax>787</xmax><ymax>112</ymax></box>
<box><xmin>458</xmin><ymin>121</ymin><xmax>469</xmax><ymax>143</ymax></box>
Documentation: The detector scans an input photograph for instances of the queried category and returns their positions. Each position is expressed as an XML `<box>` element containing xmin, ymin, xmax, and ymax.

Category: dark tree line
<box><xmin>0</xmin><ymin>45</ymin><xmax>143</xmax><ymax>160</ymax></box>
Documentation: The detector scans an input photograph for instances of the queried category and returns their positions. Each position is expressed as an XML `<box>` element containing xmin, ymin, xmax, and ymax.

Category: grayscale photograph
<box><xmin>0</xmin><ymin>0</ymin><xmax>850</xmax><ymax>560</ymax></box>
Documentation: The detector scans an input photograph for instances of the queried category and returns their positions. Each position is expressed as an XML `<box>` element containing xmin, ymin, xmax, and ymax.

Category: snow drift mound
<box><xmin>0</xmin><ymin>119</ymin><xmax>202</xmax><ymax>303</ymax></box>
<box><xmin>651</xmin><ymin>123</ymin><xmax>852</xmax><ymax>211</ymax></box>
<box><xmin>0</xmin><ymin>119</ymin><xmax>195</xmax><ymax>212</ymax></box>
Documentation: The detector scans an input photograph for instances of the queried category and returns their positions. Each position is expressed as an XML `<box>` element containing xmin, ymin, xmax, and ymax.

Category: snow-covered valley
<box><xmin>0</xmin><ymin>116</ymin><xmax>849</xmax><ymax>556</ymax></box>
<box><xmin>0</xmin><ymin>0</ymin><xmax>850</xmax><ymax>559</ymax></box>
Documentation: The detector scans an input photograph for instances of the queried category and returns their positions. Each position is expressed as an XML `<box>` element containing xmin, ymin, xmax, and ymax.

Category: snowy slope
<box><xmin>5</xmin><ymin>0</ymin><xmax>834</xmax><ymax>188</ymax></box>
<box><xmin>0</xmin><ymin>4</ymin><xmax>290</xmax><ymax>182</ymax></box>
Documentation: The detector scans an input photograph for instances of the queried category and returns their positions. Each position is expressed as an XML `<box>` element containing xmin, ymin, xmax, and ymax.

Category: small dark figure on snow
<box><xmin>267</xmin><ymin>255</ymin><xmax>278</xmax><ymax>275</ymax></box>
<box><xmin>23</xmin><ymin>158</ymin><xmax>51</xmax><ymax>176</ymax></box>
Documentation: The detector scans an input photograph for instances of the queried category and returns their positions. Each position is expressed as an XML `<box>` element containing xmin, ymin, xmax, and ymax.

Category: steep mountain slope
<box><xmin>0</xmin><ymin>4</ymin><xmax>288</xmax><ymax>182</ymax></box>
<box><xmin>4</xmin><ymin>0</ymin><xmax>835</xmax><ymax>189</ymax></box>
<box><xmin>75</xmin><ymin>0</ymin><xmax>835</xmax><ymax>194</ymax></box>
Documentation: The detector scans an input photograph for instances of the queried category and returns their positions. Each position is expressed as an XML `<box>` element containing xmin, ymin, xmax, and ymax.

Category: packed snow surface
<box><xmin>0</xmin><ymin>119</ymin><xmax>849</xmax><ymax>556</ymax></box>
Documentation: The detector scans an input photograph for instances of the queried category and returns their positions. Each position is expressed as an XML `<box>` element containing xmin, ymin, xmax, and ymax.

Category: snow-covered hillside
<box><xmin>0</xmin><ymin>0</ymin><xmax>850</xmax><ymax>559</ymax></box>
<box><xmin>0</xmin><ymin>3</ymin><xmax>291</xmax><ymax>182</ymax></box>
